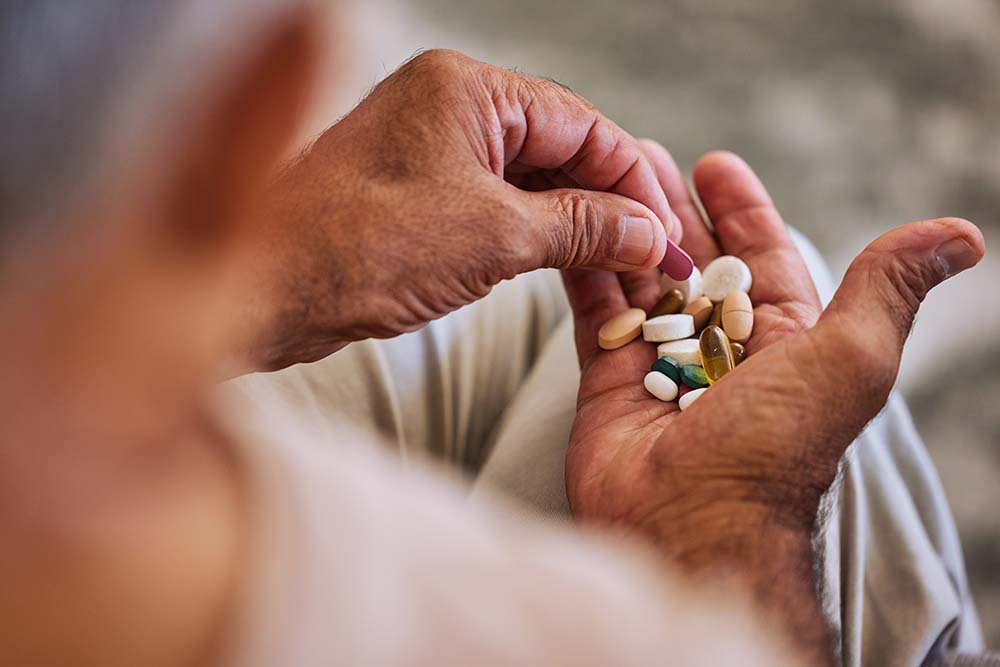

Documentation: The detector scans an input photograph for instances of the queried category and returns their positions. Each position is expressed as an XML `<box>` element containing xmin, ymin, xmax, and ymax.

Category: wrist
<box><xmin>241</xmin><ymin>242</ymin><xmax>356</xmax><ymax>371</ymax></box>
<box><xmin>671</xmin><ymin>436</ymin><xmax>841</xmax><ymax>534</ymax></box>
<box><xmin>631</xmin><ymin>494</ymin><xmax>834</xmax><ymax>666</ymax></box>
<box><xmin>238</xmin><ymin>175</ymin><xmax>355</xmax><ymax>372</ymax></box>
<box><xmin>632</xmin><ymin>491</ymin><xmax>813</xmax><ymax>568</ymax></box>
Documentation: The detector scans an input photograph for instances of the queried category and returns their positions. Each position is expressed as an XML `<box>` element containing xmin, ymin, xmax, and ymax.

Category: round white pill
<box><xmin>660</xmin><ymin>265</ymin><xmax>703</xmax><ymax>305</ymax></box>
<box><xmin>702</xmin><ymin>256</ymin><xmax>752</xmax><ymax>302</ymax></box>
<box><xmin>678</xmin><ymin>387</ymin><xmax>708</xmax><ymax>411</ymax></box>
<box><xmin>656</xmin><ymin>339</ymin><xmax>701</xmax><ymax>366</ymax></box>
<box><xmin>644</xmin><ymin>372</ymin><xmax>678</xmax><ymax>402</ymax></box>
<box><xmin>642</xmin><ymin>313</ymin><xmax>695</xmax><ymax>342</ymax></box>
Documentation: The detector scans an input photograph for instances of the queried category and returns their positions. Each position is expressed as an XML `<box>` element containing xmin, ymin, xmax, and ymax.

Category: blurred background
<box><xmin>315</xmin><ymin>0</ymin><xmax>1000</xmax><ymax>642</ymax></box>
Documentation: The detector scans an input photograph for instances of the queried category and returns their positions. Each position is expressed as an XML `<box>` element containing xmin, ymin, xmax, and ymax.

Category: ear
<box><xmin>160</xmin><ymin>8</ymin><xmax>320</xmax><ymax>249</ymax></box>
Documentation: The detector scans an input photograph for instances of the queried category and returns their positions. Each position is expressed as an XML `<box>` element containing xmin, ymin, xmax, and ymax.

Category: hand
<box><xmin>562</xmin><ymin>145</ymin><xmax>984</xmax><ymax>662</ymax></box>
<box><xmin>248</xmin><ymin>49</ymin><xmax>693</xmax><ymax>370</ymax></box>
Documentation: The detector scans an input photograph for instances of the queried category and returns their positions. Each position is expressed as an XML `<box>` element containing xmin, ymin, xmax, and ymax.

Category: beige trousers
<box><xmin>229</xmin><ymin>230</ymin><xmax>983</xmax><ymax>666</ymax></box>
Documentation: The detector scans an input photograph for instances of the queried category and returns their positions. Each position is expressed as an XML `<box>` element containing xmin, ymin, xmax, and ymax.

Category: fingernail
<box><xmin>659</xmin><ymin>239</ymin><xmax>694</xmax><ymax>280</ymax></box>
<box><xmin>617</xmin><ymin>216</ymin><xmax>655</xmax><ymax>265</ymax></box>
<box><xmin>935</xmin><ymin>237</ymin><xmax>978</xmax><ymax>277</ymax></box>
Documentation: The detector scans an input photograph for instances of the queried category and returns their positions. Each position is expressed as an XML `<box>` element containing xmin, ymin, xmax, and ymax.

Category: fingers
<box><xmin>562</xmin><ymin>269</ymin><xmax>630</xmax><ymax>366</ymax></box>
<box><xmin>496</xmin><ymin>73</ymin><xmax>673</xmax><ymax>233</ymax></box>
<box><xmin>619</xmin><ymin>268</ymin><xmax>664</xmax><ymax>312</ymax></box>
<box><xmin>638</xmin><ymin>139</ymin><xmax>720</xmax><ymax>268</ymax></box>
<box><xmin>692</xmin><ymin>151</ymin><xmax>785</xmax><ymax>257</ymax></box>
<box><xmin>517</xmin><ymin>187</ymin><xmax>667</xmax><ymax>271</ymax></box>
<box><xmin>813</xmin><ymin>217</ymin><xmax>983</xmax><ymax>406</ymax></box>
<box><xmin>505</xmin><ymin>166</ymin><xmax>579</xmax><ymax>192</ymax></box>
<box><xmin>491</xmin><ymin>70</ymin><xmax>694</xmax><ymax>279</ymax></box>
<box><xmin>693</xmin><ymin>151</ymin><xmax>822</xmax><ymax>318</ymax></box>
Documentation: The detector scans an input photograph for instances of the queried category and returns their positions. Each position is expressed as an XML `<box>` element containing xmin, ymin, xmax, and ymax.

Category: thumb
<box><xmin>813</xmin><ymin>217</ymin><xmax>984</xmax><ymax>405</ymax></box>
<box><xmin>517</xmin><ymin>187</ymin><xmax>671</xmax><ymax>271</ymax></box>
<box><xmin>662</xmin><ymin>217</ymin><xmax>984</xmax><ymax>516</ymax></box>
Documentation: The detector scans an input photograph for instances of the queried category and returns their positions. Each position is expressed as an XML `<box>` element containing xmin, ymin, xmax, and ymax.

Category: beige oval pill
<box><xmin>682</xmin><ymin>295</ymin><xmax>713</xmax><ymax>332</ymax></box>
<box><xmin>721</xmin><ymin>290</ymin><xmax>753</xmax><ymax>343</ymax></box>
<box><xmin>598</xmin><ymin>307</ymin><xmax>646</xmax><ymax>350</ymax></box>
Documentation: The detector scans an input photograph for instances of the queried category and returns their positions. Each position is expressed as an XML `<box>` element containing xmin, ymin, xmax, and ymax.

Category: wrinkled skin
<box><xmin>0</xmin><ymin>17</ymin><xmax>983</xmax><ymax>662</ymax></box>
<box><xmin>251</xmin><ymin>49</ymin><xmax>684</xmax><ymax>370</ymax></box>
<box><xmin>567</xmin><ymin>147</ymin><xmax>829</xmax><ymax>528</ymax></box>
<box><xmin>562</xmin><ymin>146</ymin><xmax>983</xmax><ymax>661</ymax></box>
<box><xmin>249</xmin><ymin>49</ymin><xmax>983</xmax><ymax>661</ymax></box>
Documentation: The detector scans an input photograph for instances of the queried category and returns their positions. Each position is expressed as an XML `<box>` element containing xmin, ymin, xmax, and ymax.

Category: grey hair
<box><xmin>0</xmin><ymin>0</ymin><xmax>308</xmax><ymax>241</ymax></box>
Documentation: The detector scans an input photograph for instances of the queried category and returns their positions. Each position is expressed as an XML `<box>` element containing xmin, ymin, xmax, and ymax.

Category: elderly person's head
<box><xmin>1</xmin><ymin>0</ymin><xmax>319</xmax><ymax>442</ymax></box>
<box><xmin>0</xmin><ymin>3</ymin><xmax>321</xmax><ymax>662</ymax></box>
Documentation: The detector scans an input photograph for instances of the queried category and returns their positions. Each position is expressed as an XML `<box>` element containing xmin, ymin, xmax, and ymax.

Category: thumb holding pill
<box><xmin>246</xmin><ymin>49</ymin><xmax>699</xmax><ymax>370</ymax></box>
<box><xmin>512</xmin><ymin>188</ymin><xmax>667</xmax><ymax>271</ymax></box>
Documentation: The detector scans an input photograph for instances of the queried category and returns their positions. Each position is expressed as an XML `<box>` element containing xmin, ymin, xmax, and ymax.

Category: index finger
<box><xmin>490</xmin><ymin>71</ymin><xmax>693</xmax><ymax>279</ymax></box>
<box><xmin>692</xmin><ymin>152</ymin><xmax>821</xmax><ymax>319</ymax></box>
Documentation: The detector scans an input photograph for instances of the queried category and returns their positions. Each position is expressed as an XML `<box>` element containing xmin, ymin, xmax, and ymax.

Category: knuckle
<box><xmin>845</xmin><ymin>326</ymin><xmax>894</xmax><ymax>380</ymax></box>
<box><xmin>526</xmin><ymin>73</ymin><xmax>588</xmax><ymax>104</ymax></box>
<box><xmin>637</xmin><ymin>137</ymin><xmax>667</xmax><ymax>154</ymax></box>
<box><xmin>820</xmin><ymin>323</ymin><xmax>897</xmax><ymax>406</ymax></box>
<box><xmin>864</xmin><ymin>251</ymin><xmax>930</xmax><ymax>341</ymax></box>
<box><xmin>555</xmin><ymin>192</ymin><xmax>606</xmax><ymax>267</ymax></box>
<box><xmin>393</xmin><ymin>49</ymin><xmax>480</xmax><ymax>125</ymax></box>
<box><xmin>401</xmin><ymin>49</ymin><xmax>468</xmax><ymax>83</ymax></box>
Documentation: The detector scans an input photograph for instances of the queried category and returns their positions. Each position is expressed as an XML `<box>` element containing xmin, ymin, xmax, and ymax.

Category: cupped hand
<box><xmin>562</xmin><ymin>145</ymin><xmax>983</xmax><ymax>660</ymax></box>
<box><xmin>250</xmin><ymin>49</ymin><xmax>694</xmax><ymax>370</ymax></box>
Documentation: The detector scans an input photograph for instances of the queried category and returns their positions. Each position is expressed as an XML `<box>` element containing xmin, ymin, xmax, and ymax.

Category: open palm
<box><xmin>562</xmin><ymin>146</ymin><xmax>983</xmax><ymax>536</ymax></box>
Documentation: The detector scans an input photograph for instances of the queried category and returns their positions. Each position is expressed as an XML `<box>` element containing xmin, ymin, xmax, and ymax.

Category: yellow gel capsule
<box><xmin>699</xmin><ymin>325</ymin><xmax>735</xmax><ymax>384</ymax></box>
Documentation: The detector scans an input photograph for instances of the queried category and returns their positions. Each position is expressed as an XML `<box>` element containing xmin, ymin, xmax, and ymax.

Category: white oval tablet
<box><xmin>642</xmin><ymin>313</ymin><xmax>695</xmax><ymax>342</ymax></box>
<box><xmin>644</xmin><ymin>372</ymin><xmax>679</xmax><ymax>402</ymax></box>
<box><xmin>659</xmin><ymin>265</ymin><xmax>703</xmax><ymax>305</ymax></box>
<box><xmin>656</xmin><ymin>339</ymin><xmax>701</xmax><ymax>366</ymax></box>
<box><xmin>702</xmin><ymin>256</ymin><xmax>752</xmax><ymax>302</ymax></box>
<box><xmin>678</xmin><ymin>387</ymin><xmax>708</xmax><ymax>411</ymax></box>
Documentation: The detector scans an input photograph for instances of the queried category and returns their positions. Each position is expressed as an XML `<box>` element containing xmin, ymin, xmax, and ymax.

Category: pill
<box><xmin>708</xmin><ymin>302</ymin><xmax>724</xmax><ymax>329</ymax></box>
<box><xmin>598</xmin><ymin>308</ymin><xmax>646</xmax><ymax>350</ymax></box>
<box><xmin>677</xmin><ymin>383</ymin><xmax>693</xmax><ymax>397</ymax></box>
<box><xmin>644</xmin><ymin>371</ymin><xmax>679</xmax><ymax>402</ymax></box>
<box><xmin>730</xmin><ymin>341</ymin><xmax>747</xmax><ymax>365</ymax></box>
<box><xmin>678</xmin><ymin>387</ymin><xmax>708</xmax><ymax>411</ymax></box>
<box><xmin>703</xmin><ymin>255</ymin><xmax>752</xmax><ymax>302</ymax></box>
<box><xmin>642</xmin><ymin>313</ymin><xmax>695</xmax><ymax>342</ymax></box>
<box><xmin>682</xmin><ymin>295</ymin><xmax>713</xmax><ymax>332</ymax></box>
<box><xmin>680</xmin><ymin>364</ymin><xmax>709</xmax><ymax>389</ymax></box>
<box><xmin>656</xmin><ymin>339</ymin><xmax>701</xmax><ymax>366</ymax></box>
<box><xmin>660</xmin><ymin>265</ymin><xmax>703</xmax><ymax>305</ymax></box>
<box><xmin>660</xmin><ymin>240</ymin><xmax>696</xmax><ymax>281</ymax></box>
<box><xmin>699</xmin><ymin>325</ymin><xmax>735</xmax><ymax>384</ymax></box>
<box><xmin>721</xmin><ymin>290</ymin><xmax>754</xmax><ymax>343</ymax></box>
<box><xmin>649</xmin><ymin>289</ymin><xmax>685</xmax><ymax>318</ymax></box>
<box><xmin>651</xmin><ymin>356</ymin><xmax>682</xmax><ymax>383</ymax></box>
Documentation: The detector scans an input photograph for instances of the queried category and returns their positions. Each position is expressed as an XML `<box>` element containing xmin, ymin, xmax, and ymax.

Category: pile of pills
<box><xmin>597</xmin><ymin>255</ymin><xmax>754</xmax><ymax>411</ymax></box>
